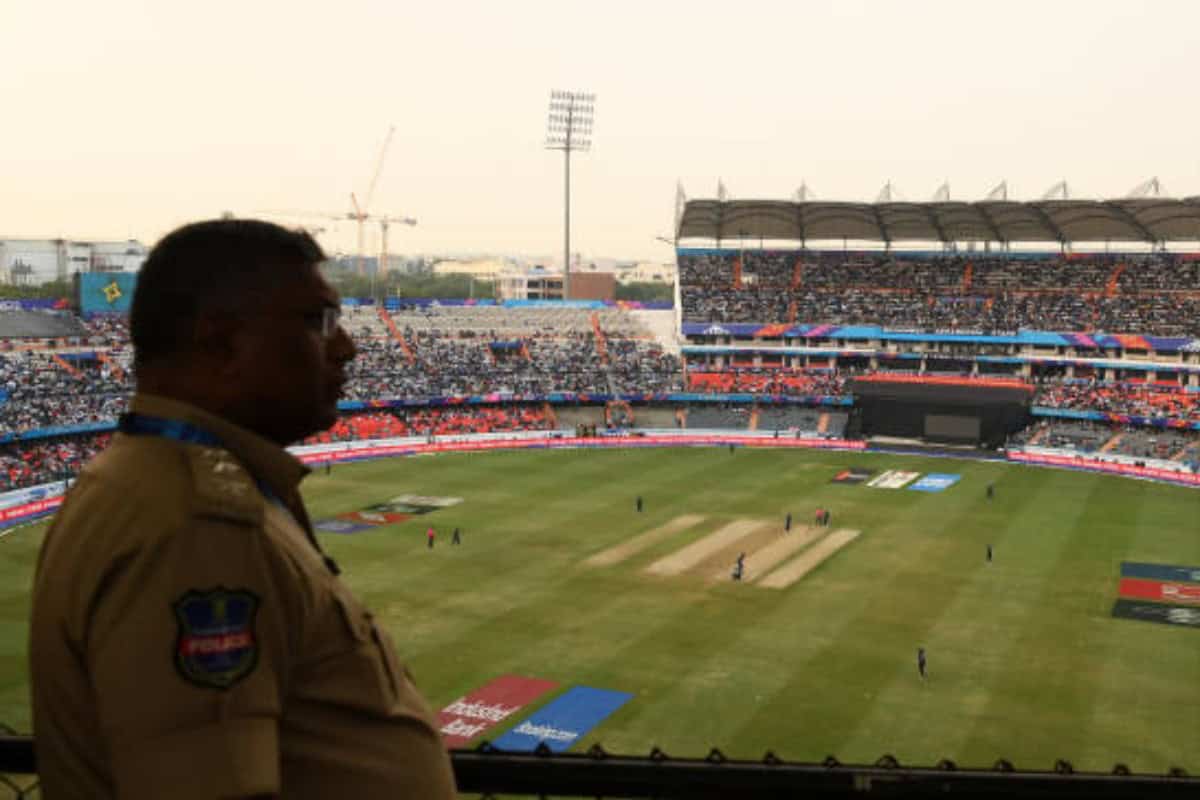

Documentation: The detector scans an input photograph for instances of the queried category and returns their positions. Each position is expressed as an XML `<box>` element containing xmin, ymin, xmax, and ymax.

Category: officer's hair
<box><xmin>131</xmin><ymin>219</ymin><xmax>326</xmax><ymax>367</ymax></box>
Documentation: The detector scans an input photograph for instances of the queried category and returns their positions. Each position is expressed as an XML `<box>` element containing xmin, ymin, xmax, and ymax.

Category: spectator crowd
<box><xmin>304</xmin><ymin>405</ymin><xmax>551</xmax><ymax>445</ymax></box>
<box><xmin>681</xmin><ymin>252</ymin><xmax>1200</xmax><ymax>336</ymax></box>
<box><xmin>1031</xmin><ymin>377</ymin><xmax>1200</xmax><ymax>423</ymax></box>
<box><xmin>0</xmin><ymin>299</ymin><xmax>1198</xmax><ymax>491</ymax></box>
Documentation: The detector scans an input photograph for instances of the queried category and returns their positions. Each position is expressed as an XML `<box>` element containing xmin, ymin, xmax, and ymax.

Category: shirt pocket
<box><xmin>296</xmin><ymin>583</ymin><xmax>400</xmax><ymax>714</ymax></box>
<box><xmin>331</xmin><ymin>586</ymin><xmax>402</xmax><ymax>700</ymax></box>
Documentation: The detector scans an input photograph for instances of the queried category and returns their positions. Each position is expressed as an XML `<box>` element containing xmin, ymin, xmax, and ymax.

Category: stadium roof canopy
<box><xmin>677</xmin><ymin>198</ymin><xmax>1200</xmax><ymax>244</ymax></box>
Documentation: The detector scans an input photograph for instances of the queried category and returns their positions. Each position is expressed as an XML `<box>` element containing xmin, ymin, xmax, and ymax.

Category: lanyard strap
<box><xmin>118</xmin><ymin>413</ymin><xmax>223</xmax><ymax>447</ymax></box>
<box><xmin>119</xmin><ymin>413</ymin><xmax>284</xmax><ymax>503</ymax></box>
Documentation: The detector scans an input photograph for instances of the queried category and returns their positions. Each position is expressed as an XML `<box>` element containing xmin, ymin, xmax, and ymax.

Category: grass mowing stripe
<box><xmin>953</xmin><ymin>473</ymin><xmax>1141</xmax><ymax>770</ymax></box>
<box><xmin>724</xmin><ymin>467</ymin><xmax>997</xmax><ymax>761</ymax></box>
<box><xmin>834</xmin><ymin>468</ymin><xmax>1096</xmax><ymax>766</ymax></box>
<box><xmin>1075</xmin><ymin>480</ymin><xmax>1200</xmax><ymax>772</ymax></box>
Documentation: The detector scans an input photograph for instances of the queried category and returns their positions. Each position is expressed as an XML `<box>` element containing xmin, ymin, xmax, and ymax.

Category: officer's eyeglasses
<box><xmin>299</xmin><ymin>307</ymin><xmax>343</xmax><ymax>339</ymax></box>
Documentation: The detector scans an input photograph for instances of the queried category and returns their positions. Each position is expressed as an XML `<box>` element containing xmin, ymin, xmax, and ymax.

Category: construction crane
<box><xmin>257</xmin><ymin>125</ymin><xmax>417</xmax><ymax>277</ymax></box>
<box><xmin>349</xmin><ymin>125</ymin><xmax>396</xmax><ymax>275</ymax></box>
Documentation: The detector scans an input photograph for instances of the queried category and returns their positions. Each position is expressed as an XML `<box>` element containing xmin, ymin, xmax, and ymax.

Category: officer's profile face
<box><xmin>223</xmin><ymin>263</ymin><xmax>356</xmax><ymax>444</ymax></box>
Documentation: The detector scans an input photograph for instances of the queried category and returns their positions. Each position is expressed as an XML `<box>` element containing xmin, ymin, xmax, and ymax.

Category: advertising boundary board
<box><xmin>4</xmin><ymin>435</ymin><xmax>1200</xmax><ymax>533</ymax></box>
<box><xmin>1007</xmin><ymin>451</ymin><xmax>1200</xmax><ymax>489</ymax></box>
<box><xmin>291</xmin><ymin>433</ymin><xmax>867</xmax><ymax>469</ymax></box>
<box><xmin>1118</xmin><ymin>578</ymin><xmax>1200</xmax><ymax>606</ymax></box>
<box><xmin>437</xmin><ymin>675</ymin><xmax>560</xmax><ymax>747</ymax></box>
<box><xmin>1111</xmin><ymin>599</ymin><xmax>1200</xmax><ymax>629</ymax></box>
<box><xmin>490</xmin><ymin>686</ymin><xmax>633</xmax><ymax>753</ymax></box>
<box><xmin>1121</xmin><ymin>562</ymin><xmax>1200</xmax><ymax>585</ymax></box>
<box><xmin>908</xmin><ymin>473</ymin><xmax>962</xmax><ymax>493</ymax></box>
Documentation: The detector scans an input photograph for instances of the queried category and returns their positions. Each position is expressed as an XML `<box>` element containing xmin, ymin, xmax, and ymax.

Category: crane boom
<box><xmin>363</xmin><ymin>125</ymin><xmax>396</xmax><ymax>213</ymax></box>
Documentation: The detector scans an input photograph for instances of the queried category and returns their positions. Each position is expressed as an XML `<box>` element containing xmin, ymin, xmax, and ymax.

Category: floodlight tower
<box><xmin>545</xmin><ymin>90</ymin><xmax>595</xmax><ymax>300</ymax></box>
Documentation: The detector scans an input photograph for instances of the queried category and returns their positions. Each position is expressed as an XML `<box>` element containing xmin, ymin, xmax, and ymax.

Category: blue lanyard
<box><xmin>118</xmin><ymin>412</ymin><xmax>341</xmax><ymax>575</ymax></box>
<box><xmin>118</xmin><ymin>413</ymin><xmax>223</xmax><ymax>447</ymax></box>
<box><xmin>118</xmin><ymin>411</ymin><xmax>290</xmax><ymax>504</ymax></box>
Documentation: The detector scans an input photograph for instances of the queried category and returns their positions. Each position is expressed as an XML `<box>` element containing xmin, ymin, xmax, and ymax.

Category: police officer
<box><xmin>29</xmin><ymin>220</ymin><xmax>456</xmax><ymax>799</ymax></box>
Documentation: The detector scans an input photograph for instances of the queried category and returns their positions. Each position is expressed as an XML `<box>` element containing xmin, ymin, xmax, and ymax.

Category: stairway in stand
<box><xmin>95</xmin><ymin>351</ymin><xmax>125</xmax><ymax>383</ymax></box>
<box><xmin>1105</xmin><ymin>263</ymin><xmax>1127</xmax><ymax>297</ymax></box>
<box><xmin>377</xmin><ymin>307</ymin><xmax>416</xmax><ymax>365</ymax></box>
<box><xmin>51</xmin><ymin>354</ymin><xmax>83</xmax><ymax>379</ymax></box>
<box><xmin>590</xmin><ymin>312</ymin><xmax>609</xmax><ymax>365</ymax></box>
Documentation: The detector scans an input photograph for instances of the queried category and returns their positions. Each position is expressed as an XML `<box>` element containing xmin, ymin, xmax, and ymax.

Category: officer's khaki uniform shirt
<box><xmin>30</xmin><ymin>394</ymin><xmax>456</xmax><ymax>799</ymax></box>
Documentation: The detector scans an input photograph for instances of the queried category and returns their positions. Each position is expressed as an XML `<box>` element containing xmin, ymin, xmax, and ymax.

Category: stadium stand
<box><xmin>1032</xmin><ymin>378</ymin><xmax>1200</xmax><ymax>423</ymax></box>
<box><xmin>685</xmin><ymin>404</ymin><xmax>752</xmax><ymax>430</ymax></box>
<box><xmin>0</xmin><ymin>435</ymin><xmax>109</xmax><ymax>491</ymax></box>
<box><xmin>1008</xmin><ymin>419</ymin><xmax>1116</xmax><ymax>453</ymax></box>
<box><xmin>2</xmin><ymin>287</ymin><xmax>1200</xmax><ymax>490</ymax></box>
<box><xmin>0</xmin><ymin>310</ymin><xmax>87</xmax><ymax>340</ymax></box>
<box><xmin>687</xmin><ymin>368</ymin><xmax>847</xmax><ymax>397</ymax></box>
<box><xmin>304</xmin><ymin>405</ymin><xmax>551</xmax><ymax>444</ymax></box>
<box><xmin>754</xmin><ymin>406</ymin><xmax>848</xmax><ymax>436</ymax></box>
<box><xmin>680</xmin><ymin>251</ymin><xmax>1200</xmax><ymax>335</ymax></box>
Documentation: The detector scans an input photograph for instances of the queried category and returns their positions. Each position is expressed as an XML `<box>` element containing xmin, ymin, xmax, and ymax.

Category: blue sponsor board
<box><xmin>1121</xmin><ymin>561</ymin><xmax>1200</xmax><ymax>585</ymax></box>
<box><xmin>908</xmin><ymin>473</ymin><xmax>961</xmax><ymax>492</ymax></box>
<box><xmin>491</xmin><ymin>686</ymin><xmax>632</xmax><ymax>752</ymax></box>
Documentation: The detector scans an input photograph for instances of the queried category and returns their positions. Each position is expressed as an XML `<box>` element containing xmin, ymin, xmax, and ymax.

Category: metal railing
<box><xmin>1</xmin><ymin>737</ymin><xmax>1197</xmax><ymax>798</ymax></box>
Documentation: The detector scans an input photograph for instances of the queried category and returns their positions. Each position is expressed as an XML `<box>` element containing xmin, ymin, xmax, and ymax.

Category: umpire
<box><xmin>29</xmin><ymin>220</ymin><xmax>456</xmax><ymax>799</ymax></box>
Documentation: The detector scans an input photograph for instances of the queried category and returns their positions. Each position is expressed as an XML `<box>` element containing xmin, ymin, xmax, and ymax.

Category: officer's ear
<box><xmin>190</xmin><ymin>312</ymin><xmax>242</xmax><ymax>368</ymax></box>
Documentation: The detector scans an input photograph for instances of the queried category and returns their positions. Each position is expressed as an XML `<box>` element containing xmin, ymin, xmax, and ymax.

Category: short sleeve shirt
<box><xmin>29</xmin><ymin>394</ymin><xmax>456</xmax><ymax>799</ymax></box>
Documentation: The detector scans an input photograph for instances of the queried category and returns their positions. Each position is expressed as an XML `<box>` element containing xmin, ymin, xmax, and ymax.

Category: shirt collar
<box><xmin>127</xmin><ymin>393</ymin><xmax>310</xmax><ymax>499</ymax></box>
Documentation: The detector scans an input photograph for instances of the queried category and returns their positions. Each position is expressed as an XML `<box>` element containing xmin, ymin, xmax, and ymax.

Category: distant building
<box><xmin>431</xmin><ymin>258</ymin><xmax>511</xmax><ymax>279</ymax></box>
<box><xmin>0</xmin><ymin>239</ymin><xmax>148</xmax><ymax>285</ymax></box>
<box><xmin>497</xmin><ymin>267</ymin><xmax>562</xmax><ymax>301</ymax></box>
<box><xmin>616</xmin><ymin>261</ymin><xmax>676</xmax><ymax>284</ymax></box>
<box><xmin>326</xmin><ymin>253</ymin><xmax>425</xmax><ymax>275</ymax></box>
<box><xmin>568</xmin><ymin>271</ymin><xmax>616</xmax><ymax>301</ymax></box>
<box><xmin>497</xmin><ymin>267</ymin><xmax>615</xmax><ymax>301</ymax></box>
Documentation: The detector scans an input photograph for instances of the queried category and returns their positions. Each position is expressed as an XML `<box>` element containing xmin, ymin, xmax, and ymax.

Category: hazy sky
<box><xmin>4</xmin><ymin>0</ymin><xmax>1198</xmax><ymax>262</ymax></box>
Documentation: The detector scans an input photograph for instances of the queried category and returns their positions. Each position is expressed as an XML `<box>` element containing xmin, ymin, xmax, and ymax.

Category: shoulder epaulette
<box><xmin>185</xmin><ymin>445</ymin><xmax>264</xmax><ymax>527</ymax></box>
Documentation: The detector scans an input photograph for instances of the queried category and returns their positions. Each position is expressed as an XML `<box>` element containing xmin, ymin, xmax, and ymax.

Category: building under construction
<box><xmin>0</xmin><ymin>238</ymin><xmax>148</xmax><ymax>285</ymax></box>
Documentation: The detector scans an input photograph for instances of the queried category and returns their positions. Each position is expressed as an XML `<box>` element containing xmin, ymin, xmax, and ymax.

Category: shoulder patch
<box><xmin>186</xmin><ymin>446</ymin><xmax>263</xmax><ymax>526</ymax></box>
<box><xmin>173</xmin><ymin>587</ymin><xmax>260</xmax><ymax>689</ymax></box>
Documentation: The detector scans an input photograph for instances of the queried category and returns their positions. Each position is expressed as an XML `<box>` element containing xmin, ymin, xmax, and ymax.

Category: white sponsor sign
<box><xmin>867</xmin><ymin>470</ymin><xmax>921</xmax><ymax>489</ymax></box>
<box><xmin>512</xmin><ymin>721</ymin><xmax>578</xmax><ymax>742</ymax></box>
<box><xmin>389</xmin><ymin>494</ymin><xmax>463</xmax><ymax>508</ymax></box>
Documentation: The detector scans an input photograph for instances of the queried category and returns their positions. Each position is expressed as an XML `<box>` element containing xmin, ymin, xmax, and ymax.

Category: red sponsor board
<box><xmin>337</xmin><ymin>510</ymin><xmax>412</xmax><ymax>525</ymax></box>
<box><xmin>0</xmin><ymin>496</ymin><xmax>64</xmax><ymax>524</ymax></box>
<box><xmin>1008</xmin><ymin>452</ymin><xmax>1200</xmax><ymax>488</ymax></box>
<box><xmin>437</xmin><ymin>674</ymin><xmax>559</xmax><ymax>747</ymax></box>
<box><xmin>296</xmin><ymin>435</ymin><xmax>867</xmax><ymax>466</ymax></box>
<box><xmin>1119</xmin><ymin>577</ymin><xmax>1200</xmax><ymax>606</ymax></box>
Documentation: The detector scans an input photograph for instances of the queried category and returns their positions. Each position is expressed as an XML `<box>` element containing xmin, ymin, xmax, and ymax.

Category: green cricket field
<box><xmin>0</xmin><ymin>445</ymin><xmax>1197</xmax><ymax>776</ymax></box>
